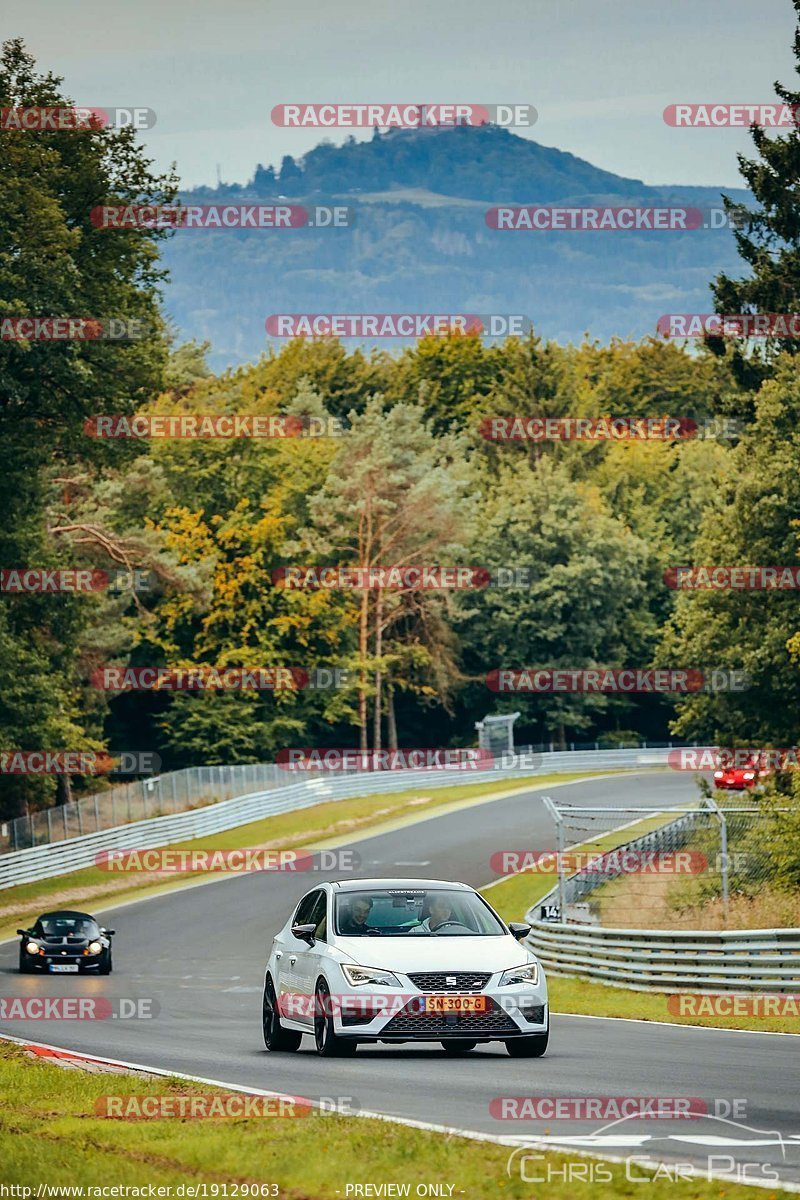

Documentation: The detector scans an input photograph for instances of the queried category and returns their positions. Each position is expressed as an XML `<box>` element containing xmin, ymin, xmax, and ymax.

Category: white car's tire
<box><xmin>263</xmin><ymin>976</ymin><xmax>302</xmax><ymax>1052</ymax></box>
<box><xmin>441</xmin><ymin>1039</ymin><xmax>477</xmax><ymax>1054</ymax></box>
<box><xmin>506</xmin><ymin>1029</ymin><xmax>549</xmax><ymax>1057</ymax></box>
<box><xmin>314</xmin><ymin>980</ymin><xmax>357</xmax><ymax>1056</ymax></box>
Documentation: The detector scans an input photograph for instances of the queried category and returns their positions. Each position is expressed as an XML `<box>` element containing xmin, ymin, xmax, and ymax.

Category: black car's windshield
<box><xmin>334</xmin><ymin>889</ymin><xmax>505</xmax><ymax>937</ymax></box>
<box><xmin>37</xmin><ymin>917</ymin><xmax>98</xmax><ymax>938</ymax></box>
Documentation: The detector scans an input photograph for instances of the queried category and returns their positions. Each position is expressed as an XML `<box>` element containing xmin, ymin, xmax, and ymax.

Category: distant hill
<box><xmin>162</xmin><ymin>126</ymin><xmax>751</xmax><ymax>369</ymax></box>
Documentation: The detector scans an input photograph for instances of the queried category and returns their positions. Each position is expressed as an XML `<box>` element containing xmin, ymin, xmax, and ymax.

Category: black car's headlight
<box><xmin>499</xmin><ymin>962</ymin><xmax>540</xmax><ymax>987</ymax></box>
<box><xmin>87</xmin><ymin>941</ymin><xmax>103</xmax><ymax>955</ymax></box>
<box><xmin>25</xmin><ymin>942</ymin><xmax>42</xmax><ymax>956</ymax></box>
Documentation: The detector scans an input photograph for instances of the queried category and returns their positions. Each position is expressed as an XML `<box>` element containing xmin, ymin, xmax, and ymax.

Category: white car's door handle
<box><xmin>289</xmin><ymin>956</ymin><xmax>297</xmax><ymax>966</ymax></box>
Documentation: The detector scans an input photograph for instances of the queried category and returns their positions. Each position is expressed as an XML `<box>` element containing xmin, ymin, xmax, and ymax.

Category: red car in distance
<box><xmin>713</xmin><ymin>752</ymin><xmax>770</xmax><ymax>790</ymax></box>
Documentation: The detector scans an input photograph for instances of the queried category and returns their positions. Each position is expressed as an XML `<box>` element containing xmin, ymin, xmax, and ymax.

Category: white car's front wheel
<box><xmin>441</xmin><ymin>1039</ymin><xmax>477</xmax><ymax>1054</ymax></box>
<box><xmin>263</xmin><ymin>977</ymin><xmax>302</xmax><ymax>1052</ymax></box>
<box><xmin>314</xmin><ymin>980</ymin><xmax>358</xmax><ymax>1057</ymax></box>
<box><xmin>506</xmin><ymin>1028</ymin><xmax>549</xmax><ymax>1057</ymax></box>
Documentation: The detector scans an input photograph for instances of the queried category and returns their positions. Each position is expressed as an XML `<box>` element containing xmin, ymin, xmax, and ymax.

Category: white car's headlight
<box><xmin>87</xmin><ymin>941</ymin><xmax>103</xmax><ymax>955</ymax></box>
<box><xmin>25</xmin><ymin>942</ymin><xmax>41</xmax><ymax>955</ymax></box>
<box><xmin>499</xmin><ymin>962</ymin><xmax>540</xmax><ymax>987</ymax></box>
<box><xmin>341</xmin><ymin>964</ymin><xmax>402</xmax><ymax>987</ymax></box>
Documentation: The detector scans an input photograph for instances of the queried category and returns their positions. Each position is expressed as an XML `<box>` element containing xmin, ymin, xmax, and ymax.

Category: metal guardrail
<box><xmin>0</xmin><ymin>763</ymin><xmax>290</xmax><ymax>854</ymax></box>
<box><xmin>0</xmin><ymin>747</ymin><xmax>676</xmax><ymax>890</ymax></box>
<box><xmin>0</xmin><ymin>740</ymin><xmax>697</xmax><ymax>855</ymax></box>
<box><xmin>525</xmin><ymin>815</ymin><xmax>800</xmax><ymax>993</ymax></box>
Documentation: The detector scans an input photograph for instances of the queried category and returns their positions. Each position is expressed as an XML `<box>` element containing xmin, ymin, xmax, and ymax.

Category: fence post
<box><xmin>542</xmin><ymin>794</ymin><xmax>566</xmax><ymax>924</ymax></box>
<box><xmin>719</xmin><ymin>812</ymin><xmax>729</xmax><ymax>920</ymax></box>
<box><xmin>704</xmin><ymin>794</ymin><xmax>729</xmax><ymax>923</ymax></box>
<box><xmin>46</xmin><ymin>808</ymin><xmax>53</xmax><ymax>843</ymax></box>
<box><xmin>94</xmin><ymin>795</ymin><xmax>101</xmax><ymax>832</ymax></box>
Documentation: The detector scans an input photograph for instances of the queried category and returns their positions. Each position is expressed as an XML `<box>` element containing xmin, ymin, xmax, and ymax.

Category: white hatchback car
<box><xmin>262</xmin><ymin>878</ymin><xmax>548</xmax><ymax>1057</ymax></box>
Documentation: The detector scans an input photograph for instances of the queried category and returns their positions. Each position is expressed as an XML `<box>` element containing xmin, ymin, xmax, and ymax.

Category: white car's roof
<box><xmin>330</xmin><ymin>877</ymin><xmax>473</xmax><ymax>892</ymax></box>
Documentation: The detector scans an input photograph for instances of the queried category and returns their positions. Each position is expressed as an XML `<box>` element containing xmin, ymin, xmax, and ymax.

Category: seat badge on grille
<box><xmin>446</xmin><ymin>976</ymin><xmax>457</xmax><ymax>986</ymax></box>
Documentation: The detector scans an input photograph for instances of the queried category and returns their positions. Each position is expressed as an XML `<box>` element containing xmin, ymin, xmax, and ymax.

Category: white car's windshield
<box><xmin>334</xmin><ymin>888</ymin><xmax>505</xmax><ymax>937</ymax></box>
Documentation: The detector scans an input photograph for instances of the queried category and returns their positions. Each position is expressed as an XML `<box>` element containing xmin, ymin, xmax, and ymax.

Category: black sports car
<box><xmin>17</xmin><ymin>910</ymin><xmax>114</xmax><ymax>974</ymax></box>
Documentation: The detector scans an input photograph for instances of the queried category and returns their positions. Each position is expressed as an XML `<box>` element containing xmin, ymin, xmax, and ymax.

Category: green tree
<box><xmin>0</xmin><ymin>39</ymin><xmax>176</xmax><ymax>817</ymax></box>
<box><xmin>707</xmin><ymin>1</ymin><xmax>800</xmax><ymax>393</ymax></box>
<box><xmin>659</xmin><ymin>360</ymin><xmax>800</xmax><ymax>744</ymax></box>
<box><xmin>460</xmin><ymin>458</ymin><xmax>655</xmax><ymax>746</ymax></box>
<box><xmin>307</xmin><ymin>397</ymin><xmax>475</xmax><ymax>750</ymax></box>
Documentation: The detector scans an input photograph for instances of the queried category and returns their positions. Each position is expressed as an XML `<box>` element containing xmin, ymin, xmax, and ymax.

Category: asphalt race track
<box><xmin>1</xmin><ymin>773</ymin><xmax>798</xmax><ymax>1189</ymax></box>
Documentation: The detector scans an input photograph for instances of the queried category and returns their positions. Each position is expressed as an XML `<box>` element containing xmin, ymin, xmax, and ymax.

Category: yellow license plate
<box><xmin>424</xmin><ymin>994</ymin><xmax>488</xmax><ymax>1013</ymax></box>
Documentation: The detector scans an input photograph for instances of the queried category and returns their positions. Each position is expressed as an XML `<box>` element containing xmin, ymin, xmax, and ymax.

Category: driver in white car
<box><xmin>410</xmin><ymin>895</ymin><xmax>453</xmax><ymax>934</ymax></box>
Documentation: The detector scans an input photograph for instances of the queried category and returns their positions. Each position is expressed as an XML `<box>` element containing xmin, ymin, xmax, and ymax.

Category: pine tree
<box><xmin>708</xmin><ymin>0</ymin><xmax>800</xmax><ymax>390</ymax></box>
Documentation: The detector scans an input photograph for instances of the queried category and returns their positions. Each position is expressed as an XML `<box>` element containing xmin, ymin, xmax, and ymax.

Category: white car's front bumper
<box><xmin>322</xmin><ymin>969</ymin><xmax>548</xmax><ymax>1041</ymax></box>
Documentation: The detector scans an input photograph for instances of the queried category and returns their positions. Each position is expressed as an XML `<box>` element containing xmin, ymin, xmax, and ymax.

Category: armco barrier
<box><xmin>525</xmin><ymin>921</ymin><xmax>800</xmax><ymax>993</ymax></box>
<box><xmin>0</xmin><ymin>747</ymin><xmax>677</xmax><ymax>889</ymax></box>
<box><xmin>524</xmin><ymin>816</ymin><xmax>800</xmax><ymax>993</ymax></box>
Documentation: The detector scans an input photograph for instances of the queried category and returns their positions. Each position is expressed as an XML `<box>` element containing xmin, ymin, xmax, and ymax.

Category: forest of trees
<box><xmin>2</xmin><ymin>8</ymin><xmax>800</xmax><ymax>823</ymax></box>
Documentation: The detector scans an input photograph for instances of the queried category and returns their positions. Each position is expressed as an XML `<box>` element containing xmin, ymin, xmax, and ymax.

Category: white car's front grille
<box><xmin>406</xmin><ymin>971</ymin><xmax>491</xmax><ymax>992</ymax></box>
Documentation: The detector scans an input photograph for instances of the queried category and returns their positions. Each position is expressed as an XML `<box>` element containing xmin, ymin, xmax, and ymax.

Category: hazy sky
<box><xmin>6</xmin><ymin>0</ymin><xmax>797</xmax><ymax>190</ymax></box>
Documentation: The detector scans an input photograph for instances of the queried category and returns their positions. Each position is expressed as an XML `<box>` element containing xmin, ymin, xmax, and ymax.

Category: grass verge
<box><xmin>0</xmin><ymin>1041</ymin><xmax>784</xmax><ymax>1199</ymax></box>
<box><xmin>0</xmin><ymin>771</ymin><xmax>616</xmax><ymax>942</ymax></box>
